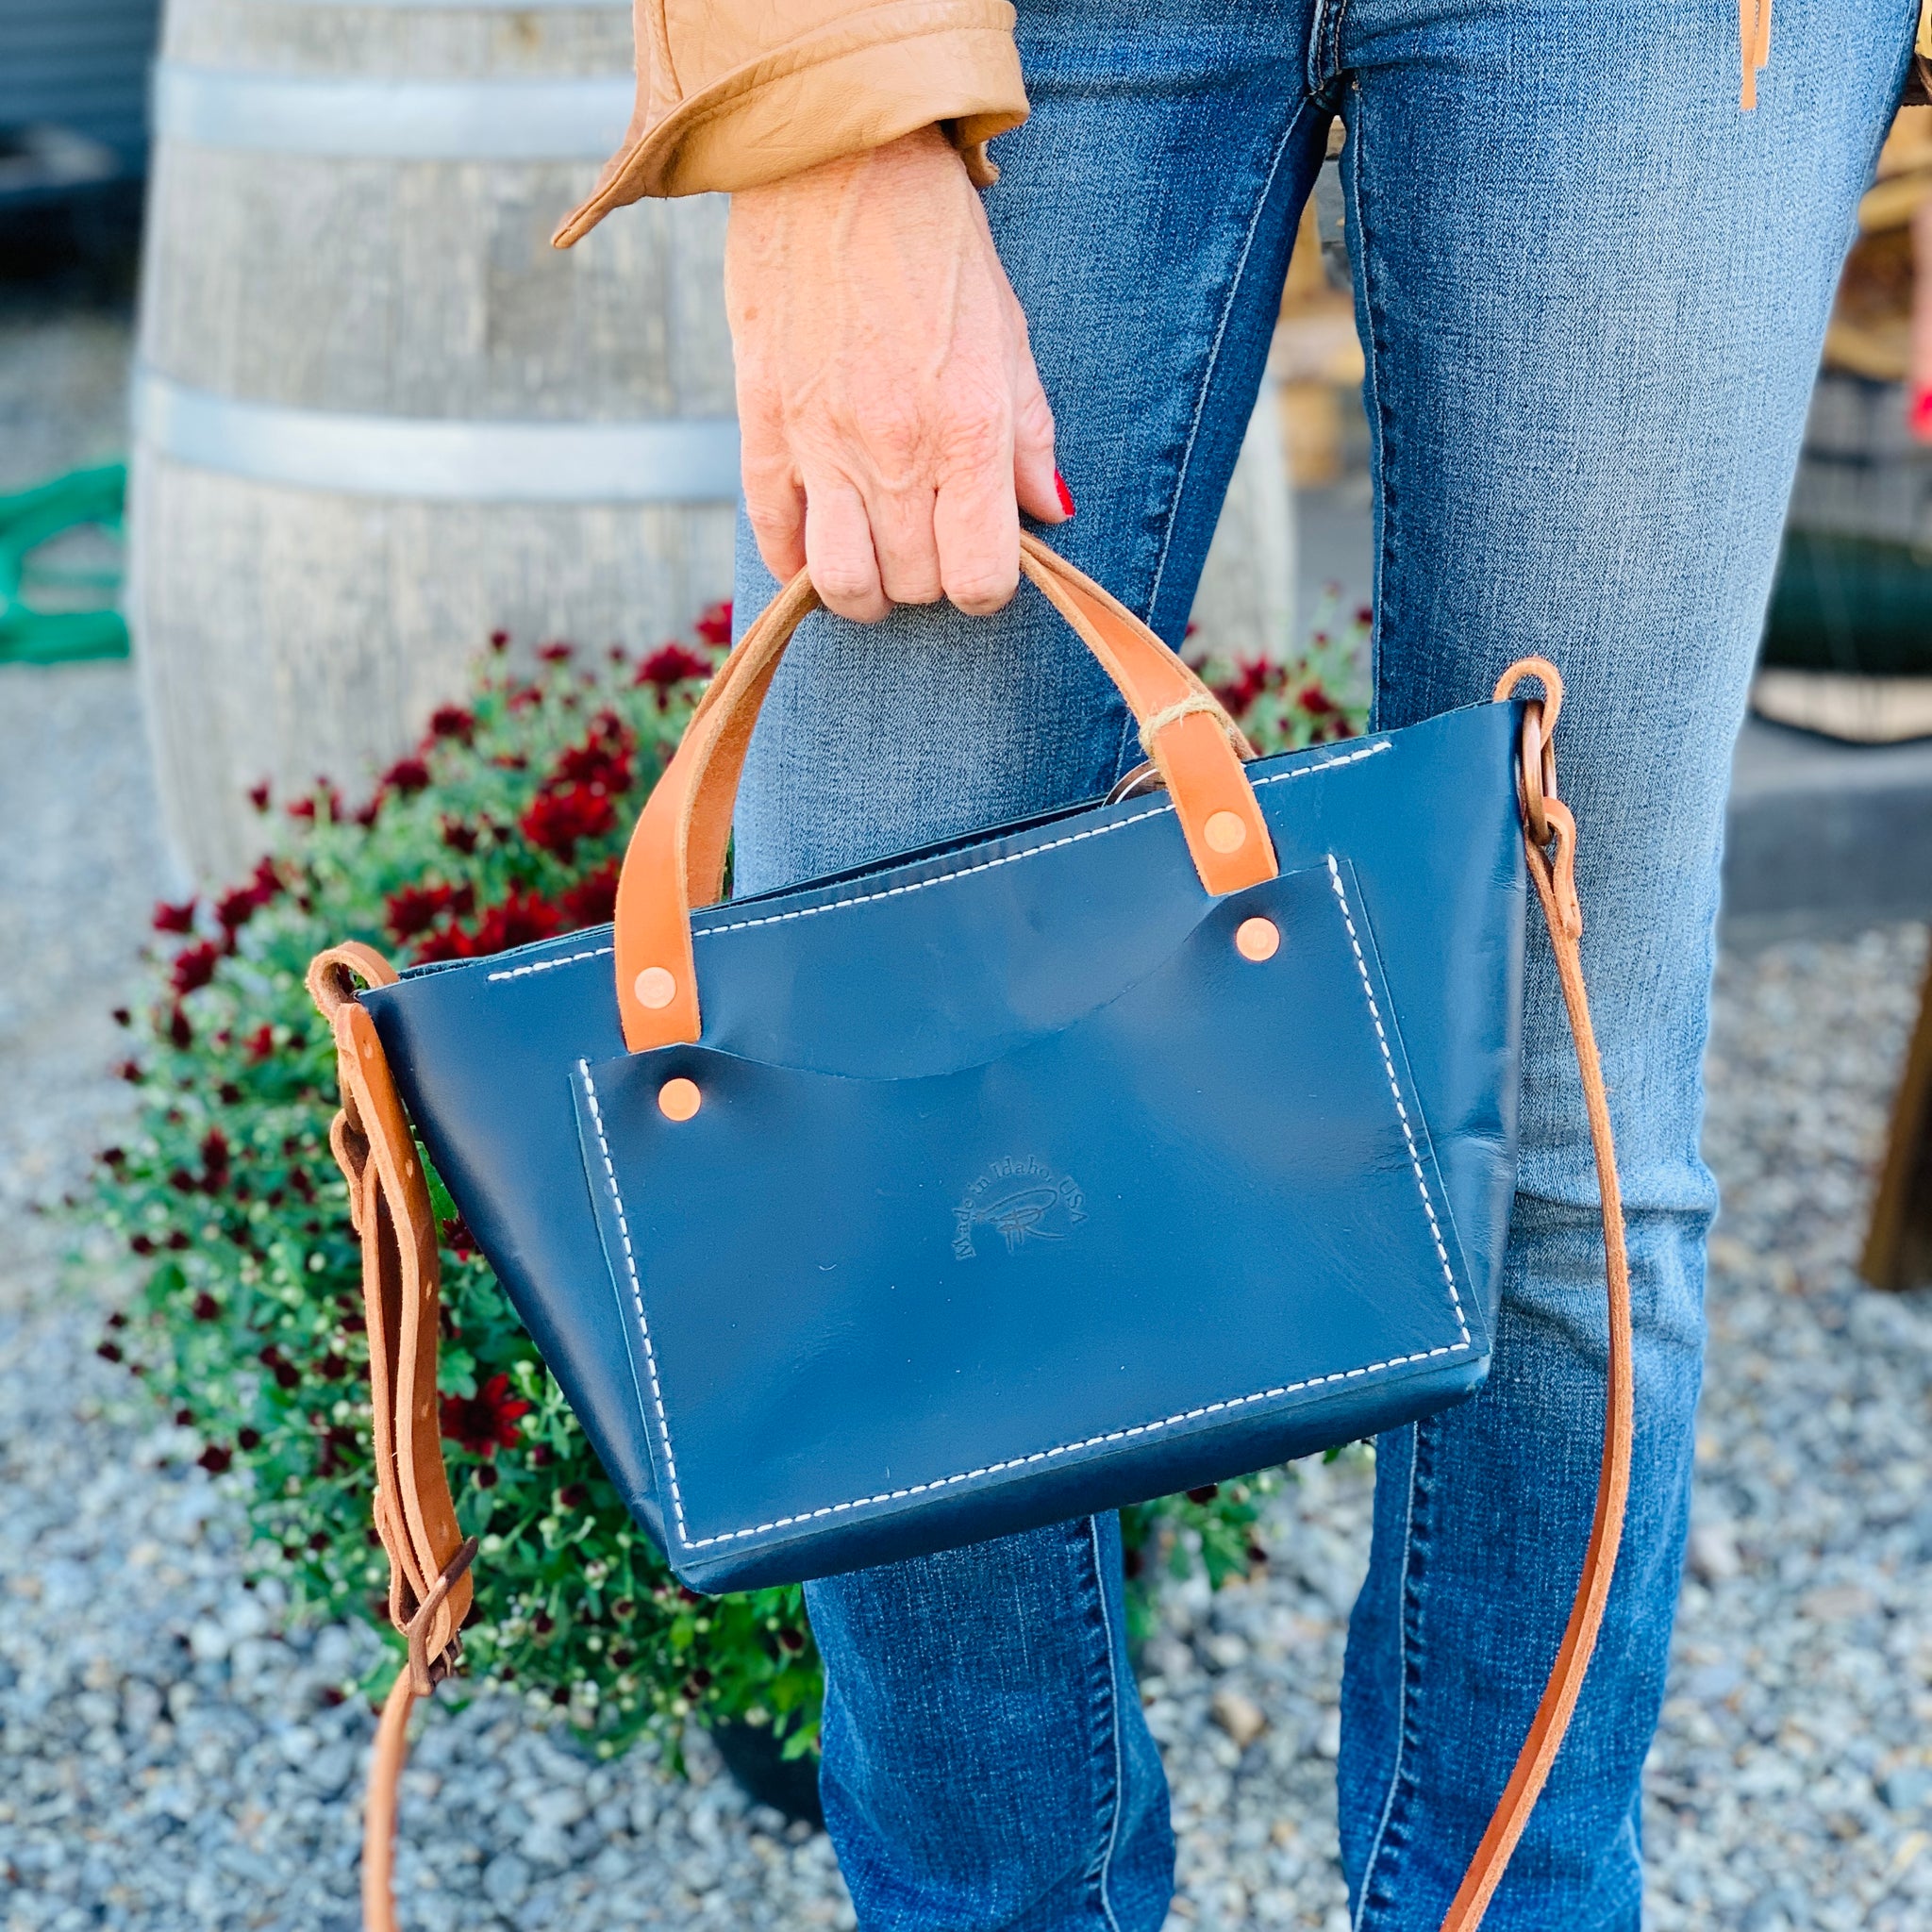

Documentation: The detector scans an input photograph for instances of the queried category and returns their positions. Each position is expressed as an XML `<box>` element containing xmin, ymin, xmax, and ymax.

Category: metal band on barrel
<box><xmin>132</xmin><ymin>371</ymin><xmax>741</xmax><ymax>505</ymax></box>
<box><xmin>151</xmin><ymin>63</ymin><xmax>632</xmax><ymax>159</ymax></box>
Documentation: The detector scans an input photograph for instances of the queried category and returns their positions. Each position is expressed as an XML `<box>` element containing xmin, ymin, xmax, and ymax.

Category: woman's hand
<box><xmin>724</xmin><ymin>126</ymin><xmax>1069</xmax><ymax>623</ymax></box>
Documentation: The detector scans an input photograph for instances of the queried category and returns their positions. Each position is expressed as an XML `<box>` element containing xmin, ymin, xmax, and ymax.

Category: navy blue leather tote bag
<box><xmin>312</xmin><ymin>537</ymin><xmax>1630</xmax><ymax>1931</ymax></box>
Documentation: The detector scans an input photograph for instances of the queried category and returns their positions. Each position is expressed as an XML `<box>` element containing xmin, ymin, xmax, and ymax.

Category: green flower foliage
<box><xmin>82</xmin><ymin>607</ymin><xmax>1368</xmax><ymax>1766</ymax></box>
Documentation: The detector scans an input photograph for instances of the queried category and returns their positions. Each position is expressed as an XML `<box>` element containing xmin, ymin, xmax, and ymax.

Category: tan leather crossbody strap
<box><xmin>307</xmin><ymin>943</ymin><xmax>476</xmax><ymax>1932</ymax></box>
<box><xmin>1440</xmin><ymin>665</ymin><xmax>1637</xmax><ymax>1930</ymax></box>
<box><xmin>308</xmin><ymin>660</ymin><xmax>1629</xmax><ymax>1932</ymax></box>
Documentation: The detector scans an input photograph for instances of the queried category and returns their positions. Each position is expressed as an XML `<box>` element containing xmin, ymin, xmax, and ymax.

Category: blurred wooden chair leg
<box><xmin>1862</xmin><ymin>951</ymin><xmax>1932</xmax><ymax>1291</ymax></box>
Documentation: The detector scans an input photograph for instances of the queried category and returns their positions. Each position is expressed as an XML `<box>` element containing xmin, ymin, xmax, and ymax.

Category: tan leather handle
<box><xmin>610</xmin><ymin>534</ymin><xmax>1278</xmax><ymax>1053</ymax></box>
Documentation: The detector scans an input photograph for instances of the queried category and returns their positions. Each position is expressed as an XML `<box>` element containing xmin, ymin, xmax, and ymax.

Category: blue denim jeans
<box><xmin>729</xmin><ymin>3</ymin><xmax>1916</xmax><ymax>1925</ymax></box>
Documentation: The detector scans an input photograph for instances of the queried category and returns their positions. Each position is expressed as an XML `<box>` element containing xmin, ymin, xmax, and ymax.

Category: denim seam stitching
<box><xmin>1344</xmin><ymin>75</ymin><xmax>1391</xmax><ymax>719</ymax></box>
<box><xmin>483</xmin><ymin>739</ymin><xmax>1392</xmax><ymax>976</ymax></box>
<box><xmin>576</xmin><ymin>847</ymin><xmax>1466</xmax><ymax>1553</ymax></box>
<box><xmin>1085</xmin><ymin>1515</ymin><xmax>1127</xmax><ymax>1932</ymax></box>
<box><xmin>1352</xmin><ymin>1425</ymin><xmax>1421</xmax><ymax>1931</ymax></box>
<box><xmin>1144</xmin><ymin>96</ymin><xmax>1314</xmax><ymax>621</ymax></box>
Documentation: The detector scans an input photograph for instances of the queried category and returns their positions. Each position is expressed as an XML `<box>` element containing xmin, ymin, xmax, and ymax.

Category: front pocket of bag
<box><xmin>573</xmin><ymin>857</ymin><xmax>1482</xmax><ymax>1557</ymax></box>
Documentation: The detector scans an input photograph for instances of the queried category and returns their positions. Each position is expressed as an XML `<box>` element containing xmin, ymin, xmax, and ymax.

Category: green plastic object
<box><xmin>0</xmin><ymin>462</ymin><xmax>130</xmax><ymax>665</ymax></box>
<box><xmin>1762</xmin><ymin>526</ymin><xmax>1932</xmax><ymax>681</ymax></box>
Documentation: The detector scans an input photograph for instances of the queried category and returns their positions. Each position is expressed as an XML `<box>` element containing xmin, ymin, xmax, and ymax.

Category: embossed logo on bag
<box><xmin>953</xmin><ymin>1156</ymin><xmax>1086</xmax><ymax>1259</ymax></box>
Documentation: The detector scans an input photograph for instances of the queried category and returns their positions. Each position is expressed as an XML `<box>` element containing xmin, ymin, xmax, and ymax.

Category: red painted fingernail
<box><xmin>1054</xmin><ymin>469</ymin><xmax>1076</xmax><ymax>518</ymax></box>
<box><xmin>1911</xmin><ymin>386</ymin><xmax>1932</xmax><ymax>443</ymax></box>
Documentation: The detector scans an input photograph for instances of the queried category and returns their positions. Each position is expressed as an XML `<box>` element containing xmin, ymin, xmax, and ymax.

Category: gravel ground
<box><xmin>5</xmin><ymin>654</ymin><xmax>1931</xmax><ymax>1931</ymax></box>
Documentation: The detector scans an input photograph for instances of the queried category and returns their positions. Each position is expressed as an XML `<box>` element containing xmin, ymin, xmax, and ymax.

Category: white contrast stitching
<box><xmin>577</xmin><ymin>834</ymin><xmax>1469</xmax><ymax>1555</ymax></box>
<box><xmin>1326</xmin><ymin>855</ymin><xmax>1469</xmax><ymax>1344</ymax></box>
<box><xmin>1251</xmin><ymin>738</ymin><xmax>1390</xmax><ymax>789</ymax></box>
<box><xmin>485</xmin><ymin>739</ymin><xmax>1393</xmax><ymax>977</ymax></box>
<box><xmin>489</xmin><ymin>945</ymin><xmax>612</xmax><ymax>983</ymax></box>
<box><xmin>577</xmin><ymin>1059</ymin><xmax>691</xmax><ymax>1541</ymax></box>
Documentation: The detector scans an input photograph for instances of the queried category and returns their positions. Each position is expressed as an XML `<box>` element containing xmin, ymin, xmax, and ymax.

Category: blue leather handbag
<box><xmin>312</xmin><ymin>537</ymin><xmax>1630</xmax><ymax>1932</ymax></box>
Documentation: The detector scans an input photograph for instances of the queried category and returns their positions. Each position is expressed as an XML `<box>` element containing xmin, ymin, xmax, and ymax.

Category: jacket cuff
<box><xmin>553</xmin><ymin>1</ymin><xmax>1025</xmax><ymax>246</ymax></box>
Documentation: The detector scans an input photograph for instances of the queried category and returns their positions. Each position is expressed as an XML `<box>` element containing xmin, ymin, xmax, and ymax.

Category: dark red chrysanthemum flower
<box><xmin>198</xmin><ymin>1444</ymin><xmax>233</xmax><ymax>1474</ymax></box>
<box><xmin>692</xmin><ymin>602</ymin><xmax>733</xmax><ymax>646</ymax></box>
<box><xmin>408</xmin><ymin>925</ymin><xmax>468</xmax><ymax>964</ymax></box>
<box><xmin>559</xmin><ymin>860</ymin><xmax>620</xmax><ymax>931</ymax></box>
<box><xmin>520</xmin><ymin>784</ymin><xmax>616</xmax><ymax>862</ymax></box>
<box><xmin>214</xmin><ymin>860</ymin><xmax>279</xmax><ymax>937</ymax></box>
<box><xmin>1209</xmin><ymin>658</ymin><xmax>1278</xmax><ymax>719</ymax></box>
<box><xmin>489</xmin><ymin>628</ymin><xmax>510</xmax><ymax>652</ymax></box>
<box><xmin>192</xmin><ymin>1292</ymin><xmax>219</xmax><ymax>1322</ymax></box>
<box><xmin>167</xmin><ymin>1007</ymin><xmax>193</xmax><ymax>1049</ymax></box>
<box><xmin>385</xmin><ymin>880</ymin><xmax>475</xmax><ymax>943</ymax></box>
<box><xmin>199</xmin><ymin>1129</ymin><xmax>231</xmax><ymax>1189</ymax></box>
<box><xmin>243</xmin><ymin>1024</ymin><xmax>275</xmax><ymax>1061</ymax></box>
<box><xmin>153</xmin><ymin>898</ymin><xmax>197</xmax><ymax>935</ymax></box>
<box><xmin>636</xmin><ymin>643</ymin><xmax>713</xmax><ymax>698</ymax></box>
<box><xmin>171</xmin><ymin>942</ymin><xmax>222</xmax><ymax>997</ymax></box>
<box><xmin>246</xmin><ymin>781</ymin><xmax>272</xmax><ymax>813</ymax></box>
<box><xmin>538</xmin><ymin>641</ymin><xmax>575</xmax><ymax>663</ymax></box>
<box><xmin>467</xmin><ymin>887</ymin><xmax>565</xmax><ymax>956</ymax></box>
<box><xmin>550</xmin><ymin>713</ymin><xmax>636</xmax><ymax>796</ymax></box>
<box><xmin>428</xmin><ymin>705</ymin><xmax>476</xmax><ymax>744</ymax></box>
<box><xmin>441</xmin><ymin>817</ymin><xmax>480</xmax><ymax>856</ymax></box>
<box><xmin>441</xmin><ymin>1213</ymin><xmax>476</xmax><ymax>1261</ymax></box>
<box><xmin>439</xmin><ymin>1373</ymin><xmax>532</xmax><ymax>1457</ymax></box>
<box><xmin>287</xmin><ymin>782</ymin><xmax>343</xmax><ymax>824</ymax></box>
<box><xmin>381</xmin><ymin>756</ymin><xmax>432</xmax><ymax>795</ymax></box>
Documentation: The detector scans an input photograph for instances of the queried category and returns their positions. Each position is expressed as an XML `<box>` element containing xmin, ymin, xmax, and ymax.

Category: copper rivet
<box><xmin>658</xmin><ymin>1077</ymin><xmax>701</xmax><ymax>1123</ymax></box>
<box><xmin>634</xmin><ymin>966</ymin><xmax>676</xmax><ymax>1009</ymax></box>
<box><xmin>1236</xmin><ymin>916</ymin><xmax>1280</xmax><ymax>962</ymax></box>
<box><xmin>1204</xmin><ymin>809</ymin><xmax>1248</xmax><ymax>854</ymax></box>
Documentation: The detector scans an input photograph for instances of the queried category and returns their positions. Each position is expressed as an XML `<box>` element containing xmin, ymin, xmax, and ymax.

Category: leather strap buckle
<box><xmin>403</xmin><ymin>1535</ymin><xmax>479</xmax><ymax>1695</ymax></box>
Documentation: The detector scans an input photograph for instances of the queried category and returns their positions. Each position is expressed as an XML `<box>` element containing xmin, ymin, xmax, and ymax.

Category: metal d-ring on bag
<box><xmin>308</xmin><ymin>533</ymin><xmax>1632</xmax><ymax>1932</ymax></box>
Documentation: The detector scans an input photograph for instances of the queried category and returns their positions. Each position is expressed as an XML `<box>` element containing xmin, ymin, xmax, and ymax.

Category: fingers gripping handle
<box><xmin>610</xmin><ymin>535</ymin><xmax>1277</xmax><ymax>1053</ymax></box>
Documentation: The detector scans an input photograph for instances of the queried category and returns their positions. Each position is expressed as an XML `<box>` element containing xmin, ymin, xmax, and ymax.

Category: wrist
<box><xmin>730</xmin><ymin>125</ymin><xmax>968</xmax><ymax>218</ymax></box>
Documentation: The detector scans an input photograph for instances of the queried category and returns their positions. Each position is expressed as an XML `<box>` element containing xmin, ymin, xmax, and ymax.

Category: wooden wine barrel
<box><xmin>1189</xmin><ymin>375</ymin><xmax>1297</xmax><ymax>667</ymax></box>
<box><xmin>130</xmin><ymin>0</ymin><xmax>737</xmax><ymax>880</ymax></box>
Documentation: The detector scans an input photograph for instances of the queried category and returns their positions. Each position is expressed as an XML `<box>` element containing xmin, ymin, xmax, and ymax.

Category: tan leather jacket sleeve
<box><xmin>552</xmin><ymin>0</ymin><xmax>1028</xmax><ymax>245</ymax></box>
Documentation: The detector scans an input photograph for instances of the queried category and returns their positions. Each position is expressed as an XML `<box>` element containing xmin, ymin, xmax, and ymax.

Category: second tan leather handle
<box><xmin>611</xmin><ymin>535</ymin><xmax>1278</xmax><ymax>1054</ymax></box>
